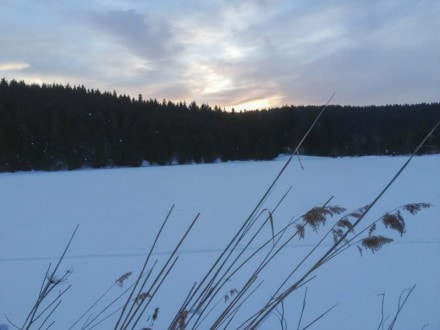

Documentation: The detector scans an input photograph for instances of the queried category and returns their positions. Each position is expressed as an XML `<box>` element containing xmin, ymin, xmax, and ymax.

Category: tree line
<box><xmin>0</xmin><ymin>78</ymin><xmax>439</xmax><ymax>172</ymax></box>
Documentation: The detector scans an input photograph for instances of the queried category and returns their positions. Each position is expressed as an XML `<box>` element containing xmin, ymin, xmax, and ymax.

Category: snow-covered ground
<box><xmin>0</xmin><ymin>155</ymin><xmax>439</xmax><ymax>329</ymax></box>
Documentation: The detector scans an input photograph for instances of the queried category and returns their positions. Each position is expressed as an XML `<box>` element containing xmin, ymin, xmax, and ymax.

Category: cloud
<box><xmin>194</xmin><ymin>0</ymin><xmax>440</xmax><ymax>106</ymax></box>
<box><xmin>0</xmin><ymin>62</ymin><xmax>30</xmax><ymax>71</ymax></box>
<box><xmin>89</xmin><ymin>9</ymin><xmax>182</xmax><ymax>62</ymax></box>
<box><xmin>276</xmin><ymin>0</ymin><xmax>440</xmax><ymax>105</ymax></box>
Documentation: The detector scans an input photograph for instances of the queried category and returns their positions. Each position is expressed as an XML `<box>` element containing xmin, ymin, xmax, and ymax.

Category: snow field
<box><xmin>0</xmin><ymin>155</ymin><xmax>439</xmax><ymax>329</ymax></box>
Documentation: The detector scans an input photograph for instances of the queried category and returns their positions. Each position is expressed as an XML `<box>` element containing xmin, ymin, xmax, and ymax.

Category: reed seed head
<box><xmin>403</xmin><ymin>202</ymin><xmax>431</xmax><ymax>215</ymax></box>
<box><xmin>115</xmin><ymin>272</ymin><xmax>133</xmax><ymax>287</ymax></box>
<box><xmin>382</xmin><ymin>212</ymin><xmax>405</xmax><ymax>236</ymax></box>
<box><xmin>361</xmin><ymin>235</ymin><xmax>393</xmax><ymax>253</ymax></box>
<box><xmin>296</xmin><ymin>224</ymin><xmax>305</xmax><ymax>239</ymax></box>
<box><xmin>135</xmin><ymin>292</ymin><xmax>151</xmax><ymax>304</ymax></box>
<box><xmin>337</xmin><ymin>218</ymin><xmax>354</xmax><ymax>231</ymax></box>
<box><xmin>303</xmin><ymin>205</ymin><xmax>346</xmax><ymax>231</ymax></box>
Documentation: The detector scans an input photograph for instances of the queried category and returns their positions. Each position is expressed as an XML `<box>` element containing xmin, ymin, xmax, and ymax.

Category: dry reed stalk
<box><xmin>301</xmin><ymin>303</ymin><xmax>338</xmax><ymax>330</ymax></box>
<box><xmin>221</xmin><ymin>281</ymin><xmax>264</xmax><ymax>329</ymax></box>
<box><xmin>210</xmin><ymin>275</ymin><xmax>259</xmax><ymax>329</ymax></box>
<box><xmin>388</xmin><ymin>284</ymin><xmax>417</xmax><ymax>330</ymax></box>
<box><xmin>130</xmin><ymin>256</ymin><xmax>179</xmax><ymax>329</ymax></box>
<box><xmin>296</xmin><ymin>287</ymin><xmax>308</xmax><ymax>330</ymax></box>
<box><xmin>168</xmin><ymin>282</ymin><xmax>197</xmax><ymax>330</ymax></box>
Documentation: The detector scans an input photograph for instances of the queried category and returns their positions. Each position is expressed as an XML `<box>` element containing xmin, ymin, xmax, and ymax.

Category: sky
<box><xmin>0</xmin><ymin>0</ymin><xmax>439</xmax><ymax>110</ymax></box>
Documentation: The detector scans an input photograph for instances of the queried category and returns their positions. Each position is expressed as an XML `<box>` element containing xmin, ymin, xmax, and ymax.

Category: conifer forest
<box><xmin>1</xmin><ymin>79</ymin><xmax>439</xmax><ymax>172</ymax></box>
